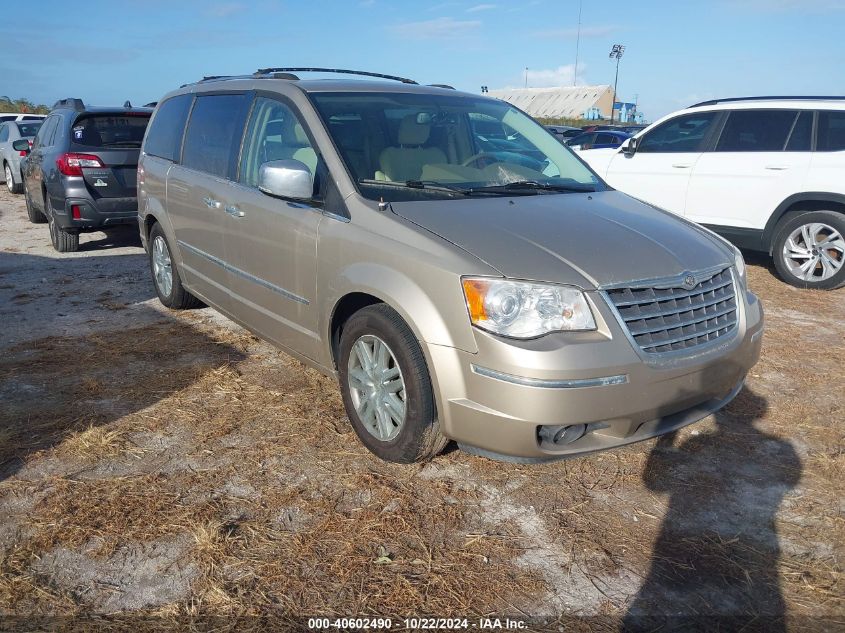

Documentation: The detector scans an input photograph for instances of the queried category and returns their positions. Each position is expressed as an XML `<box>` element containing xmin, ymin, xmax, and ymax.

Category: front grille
<box><xmin>606</xmin><ymin>268</ymin><xmax>738</xmax><ymax>354</ymax></box>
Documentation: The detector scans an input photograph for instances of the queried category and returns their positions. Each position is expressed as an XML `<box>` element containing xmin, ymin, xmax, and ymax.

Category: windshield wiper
<box><xmin>358</xmin><ymin>179</ymin><xmax>471</xmax><ymax>196</ymax></box>
<box><xmin>468</xmin><ymin>180</ymin><xmax>596</xmax><ymax>195</ymax></box>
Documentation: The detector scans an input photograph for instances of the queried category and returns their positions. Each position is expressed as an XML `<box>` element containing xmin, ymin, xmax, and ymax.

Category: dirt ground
<box><xmin>0</xmin><ymin>187</ymin><xmax>842</xmax><ymax>631</ymax></box>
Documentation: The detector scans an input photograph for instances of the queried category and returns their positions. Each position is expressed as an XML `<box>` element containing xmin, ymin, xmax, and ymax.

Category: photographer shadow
<box><xmin>622</xmin><ymin>386</ymin><xmax>801</xmax><ymax>631</ymax></box>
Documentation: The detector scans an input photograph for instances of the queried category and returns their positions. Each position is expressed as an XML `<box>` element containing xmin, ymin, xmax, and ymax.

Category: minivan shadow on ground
<box><xmin>0</xmin><ymin>249</ymin><xmax>244</xmax><ymax>483</ymax></box>
<box><xmin>623</xmin><ymin>386</ymin><xmax>802</xmax><ymax>631</ymax></box>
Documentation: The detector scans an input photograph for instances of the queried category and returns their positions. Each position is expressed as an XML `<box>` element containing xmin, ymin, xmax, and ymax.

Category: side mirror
<box><xmin>623</xmin><ymin>137</ymin><xmax>638</xmax><ymax>157</ymax></box>
<box><xmin>12</xmin><ymin>139</ymin><xmax>30</xmax><ymax>153</ymax></box>
<box><xmin>258</xmin><ymin>159</ymin><xmax>313</xmax><ymax>200</ymax></box>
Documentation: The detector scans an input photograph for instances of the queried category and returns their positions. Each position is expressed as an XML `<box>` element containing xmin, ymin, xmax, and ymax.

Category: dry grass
<box><xmin>0</xmin><ymin>258</ymin><xmax>842</xmax><ymax>628</ymax></box>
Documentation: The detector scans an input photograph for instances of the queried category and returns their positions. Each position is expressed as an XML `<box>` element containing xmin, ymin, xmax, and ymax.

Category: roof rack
<box><xmin>254</xmin><ymin>67</ymin><xmax>418</xmax><ymax>85</ymax></box>
<box><xmin>53</xmin><ymin>98</ymin><xmax>85</xmax><ymax>111</ymax></box>
<box><xmin>429</xmin><ymin>84</ymin><xmax>455</xmax><ymax>90</ymax></box>
<box><xmin>690</xmin><ymin>95</ymin><xmax>845</xmax><ymax>108</ymax></box>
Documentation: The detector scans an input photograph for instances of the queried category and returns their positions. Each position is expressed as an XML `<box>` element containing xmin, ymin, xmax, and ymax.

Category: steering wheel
<box><xmin>461</xmin><ymin>152</ymin><xmax>504</xmax><ymax>169</ymax></box>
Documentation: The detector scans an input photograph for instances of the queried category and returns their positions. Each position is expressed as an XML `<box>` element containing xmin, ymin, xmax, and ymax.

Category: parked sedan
<box><xmin>566</xmin><ymin>130</ymin><xmax>630</xmax><ymax>151</ymax></box>
<box><xmin>0</xmin><ymin>119</ymin><xmax>42</xmax><ymax>193</ymax></box>
<box><xmin>545</xmin><ymin>125</ymin><xmax>582</xmax><ymax>142</ymax></box>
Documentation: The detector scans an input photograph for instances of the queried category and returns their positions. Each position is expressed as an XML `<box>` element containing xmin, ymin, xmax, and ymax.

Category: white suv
<box><xmin>581</xmin><ymin>97</ymin><xmax>845</xmax><ymax>289</ymax></box>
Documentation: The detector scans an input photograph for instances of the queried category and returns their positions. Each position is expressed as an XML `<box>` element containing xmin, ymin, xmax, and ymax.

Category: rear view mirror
<box><xmin>12</xmin><ymin>139</ymin><xmax>30</xmax><ymax>153</ymax></box>
<box><xmin>623</xmin><ymin>137</ymin><xmax>638</xmax><ymax>157</ymax></box>
<box><xmin>258</xmin><ymin>159</ymin><xmax>313</xmax><ymax>200</ymax></box>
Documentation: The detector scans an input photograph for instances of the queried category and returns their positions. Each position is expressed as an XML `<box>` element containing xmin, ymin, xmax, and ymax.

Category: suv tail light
<box><xmin>56</xmin><ymin>153</ymin><xmax>105</xmax><ymax>177</ymax></box>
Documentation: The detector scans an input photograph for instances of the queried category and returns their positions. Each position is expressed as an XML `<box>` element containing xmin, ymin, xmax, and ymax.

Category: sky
<box><xmin>1</xmin><ymin>0</ymin><xmax>844</xmax><ymax>121</ymax></box>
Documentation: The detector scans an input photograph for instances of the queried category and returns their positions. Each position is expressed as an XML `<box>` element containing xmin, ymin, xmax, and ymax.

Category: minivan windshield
<box><xmin>309</xmin><ymin>92</ymin><xmax>604</xmax><ymax>201</ymax></box>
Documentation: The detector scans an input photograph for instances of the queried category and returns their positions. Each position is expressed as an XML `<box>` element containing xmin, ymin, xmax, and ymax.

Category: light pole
<box><xmin>609</xmin><ymin>43</ymin><xmax>625</xmax><ymax>123</ymax></box>
<box><xmin>573</xmin><ymin>0</ymin><xmax>582</xmax><ymax>86</ymax></box>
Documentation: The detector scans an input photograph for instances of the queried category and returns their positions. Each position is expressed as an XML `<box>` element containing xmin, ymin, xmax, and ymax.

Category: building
<box><xmin>488</xmin><ymin>85</ymin><xmax>614</xmax><ymax>120</ymax></box>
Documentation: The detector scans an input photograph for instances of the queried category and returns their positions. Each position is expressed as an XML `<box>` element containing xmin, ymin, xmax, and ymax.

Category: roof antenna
<box><xmin>124</xmin><ymin>100</ymin><xmax>132</xmax><ymax>108</ymax></box>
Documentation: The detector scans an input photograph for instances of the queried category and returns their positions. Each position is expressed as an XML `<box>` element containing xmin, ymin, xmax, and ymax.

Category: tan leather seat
<box><xmin>378</xmin><ymin>114</ymin><xmax>446</xmax><ymax>182</ymax></box>
<box><xmin>264</xmin><ymin>122</ymin><xmax>317</xmax><ymax>175</ymax></box>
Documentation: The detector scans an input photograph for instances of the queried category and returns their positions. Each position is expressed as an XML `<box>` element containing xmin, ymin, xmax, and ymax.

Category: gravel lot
<box><xmin>0</xmin><ymin>187</ymin><xmax>842</xmax><ymax>630</ymax></box>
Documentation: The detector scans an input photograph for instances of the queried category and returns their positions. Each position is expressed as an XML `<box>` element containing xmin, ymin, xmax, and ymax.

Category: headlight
<box><xmin>734</xmin><ymin>248</ymin><xmax>747</xmax><ymax>286</ymax></box>
<box><xmin>462</xmin><ymin>277</ymin><xmax>596</xmax><ymax>338</ymax></box>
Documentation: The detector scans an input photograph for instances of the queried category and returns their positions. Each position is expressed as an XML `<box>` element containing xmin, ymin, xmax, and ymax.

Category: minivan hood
<box><xmin>392</xmin><ymin>190</ymin><xmax>732</xmax><ymax>289</ymax></box>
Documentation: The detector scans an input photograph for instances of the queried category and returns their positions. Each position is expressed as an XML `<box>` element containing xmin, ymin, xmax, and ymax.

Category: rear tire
<box><xmin>4</xmin><ymin>163</ymin><xmax>22</xmax><ymax>194</ymax></box>
<box><xmin>338</xmin><ymin>303</ymin><xmax>448</xmax><ymax>463</ymax></box>
<box><xmin>24</xmin><ymin>186</ymin><xmax>46</xmax><ymax>223</ymax></box>
<box><xmin>148</xmin><ymin>222</ymin><xmax>203</xmax><ymax>309</ymax></box>
<box><xmin>46</xmin><ymin>196</ymin><xmax>79</xmax><ymax>253</ymax></box>
<box><xmin>772</xmin><ymin>210</ymin><xmax>845</xmax><ymax>290</ymax></box>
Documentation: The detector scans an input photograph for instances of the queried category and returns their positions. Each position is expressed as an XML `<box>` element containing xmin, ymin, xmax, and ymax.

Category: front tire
<box><xmin>24</xmin><ymin>186</ymin><xmax>46</xmax><ymax>223</ymax></box>
<box><xmin>338</xmin><ymin>304</ymin><xmax>448</xmax><ymax>463</ymax></box>
<box><xmin>148</xmin><ymin>223</ymin><xmax>203</xmax><ymax>309</ymax></box>
<box><xmin>773</xmin><ymin>210</ymin><xmax>845</xmax><ymax>290</ymax></box>
<box><xmin>4</xmin><ymin>164</ymin><xmax>22</xmax><ymax>194</ymax></box>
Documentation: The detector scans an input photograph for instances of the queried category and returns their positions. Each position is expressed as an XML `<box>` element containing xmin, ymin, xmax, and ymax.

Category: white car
<box><xmin>581</xmin><ymin>97</ymin><xmax>845</xmax><ymax>289</ymax></box>
<box><xmin>0</xmin><ymin>113</ymin><xmax>46</xmax><ymax>123</ymax></box>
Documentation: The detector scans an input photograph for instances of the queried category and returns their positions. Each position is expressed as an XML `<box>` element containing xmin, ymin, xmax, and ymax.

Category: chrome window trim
<box><xmin>470</xmin><ymin>364</ymin><xmax>628</xmax><ymax>389</ymax></box>
<box><xmin>177</xmin><ymin>240</ymin><xmax>310</xmax><ymax>305</ymax></box>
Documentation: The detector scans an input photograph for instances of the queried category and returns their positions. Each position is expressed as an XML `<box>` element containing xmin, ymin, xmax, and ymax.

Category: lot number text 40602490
<box><xmin>307</xmin><ymin>617</ymin><xmax>528</xmax><ymax>630</ymax></box>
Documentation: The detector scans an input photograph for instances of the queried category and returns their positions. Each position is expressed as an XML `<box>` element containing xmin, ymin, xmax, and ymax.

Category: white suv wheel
<box><xmin>774</xmin><ymin>211</ymin><xmax>845</xmax><ymax>290</ymax></box>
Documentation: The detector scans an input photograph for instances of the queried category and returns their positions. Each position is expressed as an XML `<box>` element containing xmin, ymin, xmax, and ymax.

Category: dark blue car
<box><xmin>566</xmin><ymin>130</ymin><xmax>630</xmax><ymax>151</ymax></box>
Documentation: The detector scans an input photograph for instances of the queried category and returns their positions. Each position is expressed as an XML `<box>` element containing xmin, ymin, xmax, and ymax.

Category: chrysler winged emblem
<box><xmin>682</xmin><ymin>273</ymin><xmax>697</xmax><ymax>290</ymax></box>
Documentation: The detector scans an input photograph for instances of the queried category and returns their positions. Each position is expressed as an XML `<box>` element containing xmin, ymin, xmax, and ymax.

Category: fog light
<box><xmin>71</xmin><ymin>205</ymin><xmax>82</xmax><ymax>220</ymax></box>
<box><xmin>539</xmin><ymin>423</ymin><xmax>587</xmax><ymax>446</ymax></box>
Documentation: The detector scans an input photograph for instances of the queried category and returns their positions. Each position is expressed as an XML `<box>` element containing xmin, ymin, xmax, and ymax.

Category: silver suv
<box><xmin>138</xmin><ymin>68</ymin><xmax>764</xmax><ymax>463</ymax></box>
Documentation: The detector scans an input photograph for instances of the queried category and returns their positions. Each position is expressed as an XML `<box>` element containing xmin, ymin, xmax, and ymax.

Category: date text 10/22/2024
<box><xmin>307</xmin><ymin>617</ymin><xmax>527</xmax><ymax>630</ymax></box>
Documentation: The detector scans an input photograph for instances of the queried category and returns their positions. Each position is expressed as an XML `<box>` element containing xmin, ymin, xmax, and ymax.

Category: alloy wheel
<box><xmin>782</xmin><ymin>222</ymin><xmax>844</xmax><ymax>282</ymax></box>
<box><xmin>152</xmin><ymin>235</ymin><xmax>174</xmax><ymax>297</ymax></box>
<box><xmin>347</xmin><ymin>334</ymin><xmax>406</xmax><ymax>441</ymax></box>
<box><xmin>4</xmin><ymin>165</ymin><xmax>12</xmax><ymax>193</ymax></box>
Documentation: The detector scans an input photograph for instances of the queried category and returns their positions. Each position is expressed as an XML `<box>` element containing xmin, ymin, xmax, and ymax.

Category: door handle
<box><xmin>671</xmin><ymin>164</ymin><xmax>691</xmax><ymax>169</ymax></box>
<box><xmin>765</xmin><ymin>165</ymin><xmax>789</xmax><ymax>171</ymax></box>
<box><xmin>225</xmin><ymin>205</ymin><xmax>244</xmax><ymax>218</ymax></box>
<box><xmin>203</xmin><ymin>197</ymin><xmax>221</xmax><ymax>209</ymax></box>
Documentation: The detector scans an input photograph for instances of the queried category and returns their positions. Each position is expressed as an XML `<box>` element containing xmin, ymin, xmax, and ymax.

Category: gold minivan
<box><xmin>138</xmin><ymin>69</ymin><xmax>763</xmax><ymax>463</ymax></box>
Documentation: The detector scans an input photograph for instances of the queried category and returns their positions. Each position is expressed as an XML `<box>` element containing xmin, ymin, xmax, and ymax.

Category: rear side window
<box><xmin>595</xmin><ymin>133</ymin><xmax>618</xmax><ymax>144</ymax></box>
<box><xmin>817</xmin><ymin>111</ymin><xmax>845</xmax><ymax>152</ymax></box>
<box><xmin>182</xmin><ymin>93</ymin><xmax>251</xmax><ymax>179</ymax></box>
<box><xmin>34</xmin><ymin>115</ymin><xmax>58</xmax><ymax>148</ymax></box>
<box><xmin>638</xmin><ymin>112</ymin><xmax>717</xmax><ymax>153</ymax></box>
<box><xmin>568</xmin><ymin>133</ymin><xmax>595</xmax><ymax>146</ymax></box>
<box><xmin>785</xmin><ymin>111</ymin><xmax>812</xmax><ymax>152</ymax></box>
<box><xmin>144</xmin><ymin>95</ymin><xmax>192</xmax><ymax>161</ymax></box>
<box><xmin>0</xmin><ymin>125</ymin><xmax>7</xmax><ymax>143</ymax></box>
<box><xmin>70</xmin><ymin>114</ymin><xmax>150</xmax><ymax>149</ymax></box>
<box><xmin>715</xmin><ymin>110</ymin><xmax>797</xmax><ymax>152</ymax></box>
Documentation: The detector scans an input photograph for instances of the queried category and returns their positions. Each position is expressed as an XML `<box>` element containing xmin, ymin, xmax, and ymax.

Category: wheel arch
<box><xmin>325</xmin><ymin>264</ymin><xmax>477</xmax><ymax>370</ymax></box>
<box><xmin>765</xmin><ymin>192</ymin><xmax>845</xmax><ymax>254</ymax></box>
<box><xmin>329</xmin><ymin>292</ymin><xmax>384</xmax><ymax>370</ymax></box>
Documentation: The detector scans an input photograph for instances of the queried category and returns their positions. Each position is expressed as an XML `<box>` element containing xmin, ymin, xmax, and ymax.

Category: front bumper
<box><xmin>426</xmin><ymin>288</ymin><xmax>764</xmax><ymax>462</ymax></box>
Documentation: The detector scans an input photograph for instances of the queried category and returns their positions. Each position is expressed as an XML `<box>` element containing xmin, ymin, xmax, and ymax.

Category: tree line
<box><xmin>0</xmin><ymin>96</ymin><xmax>51</xmax><ymax>114</ymax></box>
